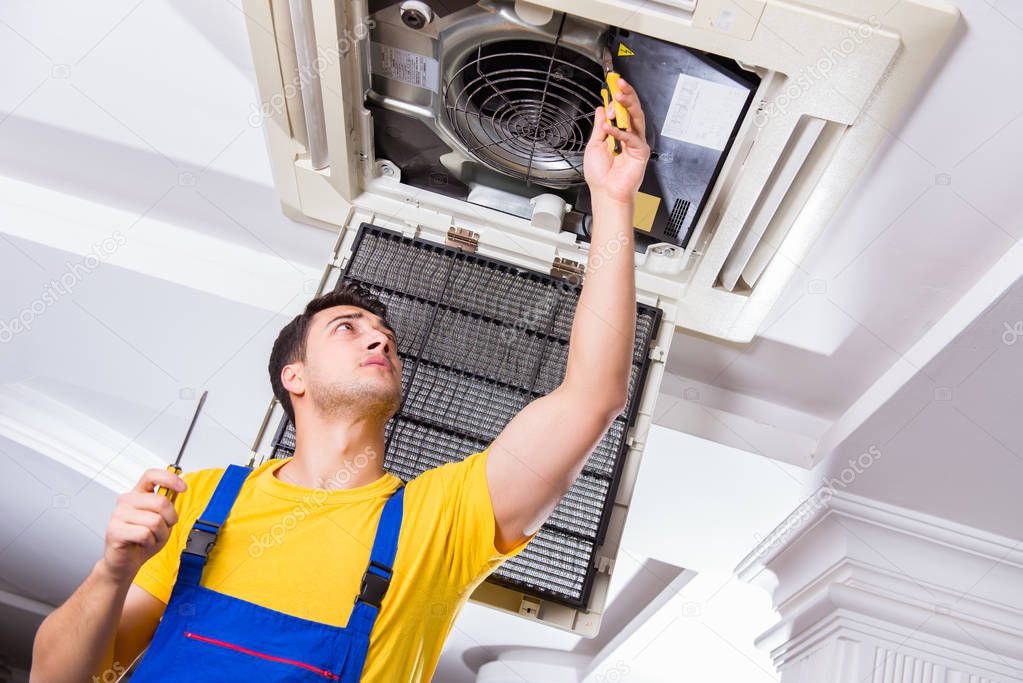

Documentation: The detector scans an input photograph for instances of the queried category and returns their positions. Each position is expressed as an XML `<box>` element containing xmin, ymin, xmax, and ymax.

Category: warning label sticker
<box><xmin>370</xmin><ymin>43</ymin><xmax>439</xmax><ymax>92</ymax></box>
<box><xmin>661</xmin><ymin>73</ymin><xmax>747</xmax><ymax>151</ymax></box>
<box><xmin>617</xmin><ymin>43</ymin><xmax>635</xmax><ymax>57</ymax></box>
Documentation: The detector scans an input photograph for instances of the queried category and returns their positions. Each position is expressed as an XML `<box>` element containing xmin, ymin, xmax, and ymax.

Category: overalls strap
<box><xmin>177</xmin><ymin>464</ymin><xmax>252</xmax><ymax>587</ymax></box>
<box><xmin>347</xmin><ymin>485</ymin><xmax>405</xmax><ymax>638</ymax></box>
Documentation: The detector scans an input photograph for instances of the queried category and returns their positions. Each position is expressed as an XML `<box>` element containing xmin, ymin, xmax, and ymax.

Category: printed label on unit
<box><xmin>617</xmin><ymin>42</ymin><xmax>635</xmax><ymax>57</ymax></box>
<box><xmin>370</xmin><ymin>43</ymin><xmax>439</xmax><ymax>92</ymax></box>
<box><xmin>661</xmin><ymin>74</ymin><xmax>748</xmax><ymax>151</ymax></box>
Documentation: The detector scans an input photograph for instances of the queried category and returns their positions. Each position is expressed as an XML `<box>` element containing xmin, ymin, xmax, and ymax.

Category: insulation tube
<box><xmin>289</xmin><ymin>0</ymin><xmax>329</xmax><ymax>170</ymax></box>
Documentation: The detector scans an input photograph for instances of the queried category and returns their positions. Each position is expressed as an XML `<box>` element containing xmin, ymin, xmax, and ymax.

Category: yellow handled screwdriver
<box><xmin>157</xmin><ymin>389</ymin><xmax>207</xmax><ymax>502</ymax></box>
<box><xmin>600</xmin><ymin>46</ymin><xmax>631</xmax><ymax>156</ymax></box>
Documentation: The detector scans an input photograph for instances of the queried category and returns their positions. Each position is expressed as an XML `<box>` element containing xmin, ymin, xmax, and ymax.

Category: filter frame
<box><xmin>267</xmin><ymin>223</ymin><xmax>661</xmax><ymax>607</ymax></box>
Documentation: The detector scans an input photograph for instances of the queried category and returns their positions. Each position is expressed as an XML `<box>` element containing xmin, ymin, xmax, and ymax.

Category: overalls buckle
<box><xmin>183</xmin><ymin>520</ymin><xmax>220</xmax><ymax>558</ymax></box>
<box><xmin>356</xmin><ymin>560</ymin><xmax>392</xmax><ymax>608</ymax></box>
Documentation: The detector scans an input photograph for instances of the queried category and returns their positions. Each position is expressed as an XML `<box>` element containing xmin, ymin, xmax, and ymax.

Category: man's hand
<box><xmin>583</xmin><ymin>78</ymin><xmax>651</xmax><ymax>204</ymax></box>
<box><xmin>102</xmin><ymin>468</ymin><xmax>187</xmax><ymax>583</ymax></box>
<box><xmin>30</xmin><ymin>468</ymin><xmax>184</xmax><ymax>682</ymax></box>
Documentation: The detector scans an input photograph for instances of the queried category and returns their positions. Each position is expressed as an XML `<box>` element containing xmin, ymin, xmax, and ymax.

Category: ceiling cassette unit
<box><xmin>243</xmin><ymin>0</ymin><xmax>958</xmax><ymax>635</ymax></box>
<box><xmin>244</xmin><ymin>0</ymin><xmax>958</xmax><ymax>342</ymax></box>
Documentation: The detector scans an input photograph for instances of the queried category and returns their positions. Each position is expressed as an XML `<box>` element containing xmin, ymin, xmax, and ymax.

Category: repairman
<box><xmin>30</xmin><ymin>80</ymin><xmax>650</xmax><ymax>683</ymax></box>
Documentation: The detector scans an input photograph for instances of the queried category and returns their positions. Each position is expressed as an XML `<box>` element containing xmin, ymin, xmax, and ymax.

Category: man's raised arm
<box><xmin>485</xmin><ymin>80</ymin><xmax>650</xmax><ymax>553</ymax></box>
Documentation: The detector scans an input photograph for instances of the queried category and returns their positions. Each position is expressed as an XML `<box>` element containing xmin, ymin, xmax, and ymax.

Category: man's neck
<box><xmin>276</xmin><ymin>410</ymin><xmax>388</xmax><ymax>491</ymax></box>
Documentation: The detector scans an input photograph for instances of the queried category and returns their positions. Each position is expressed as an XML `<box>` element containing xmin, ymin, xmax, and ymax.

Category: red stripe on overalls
<box><xmin>184</xmin><ymin>631</ymin><xmax>340</xmax><ymax>679</ymax></box>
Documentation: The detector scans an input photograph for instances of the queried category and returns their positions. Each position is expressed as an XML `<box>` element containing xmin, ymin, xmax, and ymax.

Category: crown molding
<box><xmin>735</xmin><ymin>490</ymin><xmax>1023</xmax><ymax>678</ymax></box>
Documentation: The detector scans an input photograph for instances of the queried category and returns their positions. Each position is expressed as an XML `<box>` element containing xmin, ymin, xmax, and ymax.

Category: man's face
<box><xmin>296</xmin><ymin>305</ymin><xmax>403</xmax><ymax>421</ymax></box>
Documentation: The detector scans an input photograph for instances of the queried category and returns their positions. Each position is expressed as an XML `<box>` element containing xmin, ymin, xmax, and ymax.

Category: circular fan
<box><xmin>443</xmin><ymin>40</ymin><xmax>605</xmax><ymax>188</ymax></box>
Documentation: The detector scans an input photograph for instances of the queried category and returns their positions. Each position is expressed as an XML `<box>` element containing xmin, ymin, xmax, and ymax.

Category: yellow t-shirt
<box><xmin>133</xmin><ymin>447</ymin><xmax>534</xmax><ymax>682</ymax></box>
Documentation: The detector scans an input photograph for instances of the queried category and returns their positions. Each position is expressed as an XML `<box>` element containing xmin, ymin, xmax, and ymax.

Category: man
<box><xmin>30</xmin><ymin>80</ymin><xmax>649</xmax><ymax>682</ymax></box>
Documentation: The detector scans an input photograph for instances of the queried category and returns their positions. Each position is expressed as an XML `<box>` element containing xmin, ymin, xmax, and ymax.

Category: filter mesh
<box><xmin>267</xmin><ymin>223</ymin><xmax>661</xmax><ymax>607</ymax></box>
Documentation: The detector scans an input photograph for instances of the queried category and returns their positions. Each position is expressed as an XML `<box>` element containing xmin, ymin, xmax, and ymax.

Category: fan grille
<box><xmin>443</xmin><ymin>40</ymin><xmax>605</xmax><ymax>188</ymax></box>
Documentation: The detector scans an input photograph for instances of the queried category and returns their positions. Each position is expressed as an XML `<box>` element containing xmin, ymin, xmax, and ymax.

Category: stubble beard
<box><xmin>307</xmin><ymin>366</ymin><xmax>401</xmax><ymax>422</ymax></box>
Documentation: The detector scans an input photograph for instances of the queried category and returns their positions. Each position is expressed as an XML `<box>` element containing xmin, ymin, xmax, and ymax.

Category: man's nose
<box><xmin>367</xmin><ymin>334</ymin><xmax>391</xmax><ymax>354</ymax></box>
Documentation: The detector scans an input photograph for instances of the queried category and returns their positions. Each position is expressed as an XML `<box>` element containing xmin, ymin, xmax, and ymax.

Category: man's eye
<box><xmin>336</xmin><ymin>322</ymin><xmax>352</xmax><ymax>332</ymax></box>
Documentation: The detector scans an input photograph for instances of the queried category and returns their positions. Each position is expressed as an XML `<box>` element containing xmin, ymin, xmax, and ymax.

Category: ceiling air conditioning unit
<box><xmin>242</xmin><ymin>0</ymin><xmax>958</xmax><ymax>636</ymax></box>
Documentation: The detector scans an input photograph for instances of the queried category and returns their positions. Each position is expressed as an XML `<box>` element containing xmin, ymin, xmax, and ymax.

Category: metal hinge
<box><xmin>445</xmin><ymin>226</ymin><xmax>479</xmax><ymax>252</ymax></box>
<box><xmin>648</xmin><ymin>344</ymin><xmax>666</xmax><ymax>363</ymax></box>
<box><xmin>550</xmin><ymin>256</ymin><xmax>585</xmax><ymax>282</ymax></box>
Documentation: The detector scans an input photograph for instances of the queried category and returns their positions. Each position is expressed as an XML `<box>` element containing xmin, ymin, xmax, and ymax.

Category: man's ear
<box><xmin>281</xmin><ymin>362</ymin><xmax>305</xmax><ymax>398</ymax></box>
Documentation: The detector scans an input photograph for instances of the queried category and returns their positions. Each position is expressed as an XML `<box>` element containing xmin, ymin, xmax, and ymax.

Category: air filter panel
<box><xmin>266</xmin><ymin>223</ymin><xmax>661</xmax><ymax>607</ymax></box>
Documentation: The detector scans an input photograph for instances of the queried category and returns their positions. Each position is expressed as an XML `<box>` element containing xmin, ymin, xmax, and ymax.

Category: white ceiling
<box><xmin>667</xmin><ymin>0</ymin><xmax>1022</xmax><ymax>422</ymax></box>
<box><xmin>0</xmin><ymin>0</ymin><xmax>1020</xmax><ymax>679</ymax></box>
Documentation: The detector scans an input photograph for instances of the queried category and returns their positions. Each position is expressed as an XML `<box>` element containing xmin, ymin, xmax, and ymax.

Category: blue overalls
<box><xmin>131</xmin><ymin>463</ymin><xmax>406</xmax><ymax>682</ymax></box>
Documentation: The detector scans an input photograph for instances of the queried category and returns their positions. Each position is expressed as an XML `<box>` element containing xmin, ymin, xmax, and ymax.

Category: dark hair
<box><xmin>268</xmin><ymin>283</ymin><xmax>391</xmax><ymax>423</ymax></box>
